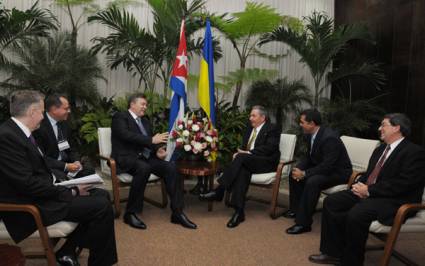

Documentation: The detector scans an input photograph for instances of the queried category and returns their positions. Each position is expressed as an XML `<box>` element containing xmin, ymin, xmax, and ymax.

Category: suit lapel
<box><xmin>378</xmin><ymin>139</ymin><xmax>407</xmax><ymax>178</ymax></box>
<box><xmin>43</xmin><ymin>113</ymin><xmax>58</xmax><ymax>143</ymax></box>
<box><xmin>310</xmin><ymin>127</ymin><xmax>324</xmax><ymax>156</ymax></box>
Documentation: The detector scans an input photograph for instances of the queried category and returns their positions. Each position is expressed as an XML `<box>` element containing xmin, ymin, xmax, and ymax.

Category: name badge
<box><xmin>58</xmin><ymin>140</ymin><xmax>70</xmax><ymax>151</ymax></box>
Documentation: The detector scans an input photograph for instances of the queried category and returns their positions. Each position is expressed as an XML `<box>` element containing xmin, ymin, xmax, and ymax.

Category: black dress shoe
<box><xmin>282</xmin><ymin>210</ymin><xmax>296</xmax><ymax>219</ymax></box>
<box><xmin>308</xmin><ymin>253</ymin><xmax>340</xmax><ymax>264</ymax></box>
<box><xmin>199</xmin><ymin>186</ymin><xmax>224</xmax><ymax>202</ymax></box>
<box><xmin>171</xmin><ymin>212</ymin><xmax>197</xmax><ymax>229</ymax></box>
<box><xmin>226</xmin><ymin>211</ymin><xmax>245</xmax><ymax>228</ymax></box>
<box><xmin>286</xmin><ymin>224</ymin><xmax>312</xmax><ymax>234</ymax></box>
<box><xmin>56</xmin><ymin>253</ymin><xmax>80</xmax><ymax>266</ymax></box>
<box><xmin>123</xmin><ymin>212</ymin><xmax>147</xmax><ymax>229</ymax></box>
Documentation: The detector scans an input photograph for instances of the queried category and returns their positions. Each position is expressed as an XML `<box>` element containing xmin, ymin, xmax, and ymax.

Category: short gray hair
<box><xmin>9</xmin><ymin>90</ymin><xmax>45</xmax><ymax>117</ymax></box>
<box><xmin>251</xmin><ymin>105</ymin><xmax>267</xmax><ymax>118</ymax></box>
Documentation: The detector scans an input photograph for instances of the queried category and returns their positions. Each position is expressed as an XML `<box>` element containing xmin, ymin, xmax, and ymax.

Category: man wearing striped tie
<box><xmin>309</xmin><ymin>113</ymin><xmax>425</xmax><ymax>266</ymax></box>
<box><xmin>200</xmin><ymin>105</ymin><xmax>281</xmax><ymax>228</ymax></box>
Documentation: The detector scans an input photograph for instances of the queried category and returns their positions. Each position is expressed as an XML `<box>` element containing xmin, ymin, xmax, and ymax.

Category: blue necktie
<box><xmin>136</xmin><ymin>118</ymin><xmax>151</xmax><ymax>159</ymax></box>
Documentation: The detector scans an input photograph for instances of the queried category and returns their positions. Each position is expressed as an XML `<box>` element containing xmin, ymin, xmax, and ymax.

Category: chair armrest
<box><xmin>0</xmin><ymin>203</ymin><xmax>41</xmax><ymax>218</ymax></box>
<box><xmin>275</xmin><ymin>159</ymin><xmax>297</xmax><ymax>179</ymax></box>
<box><xmin>393</xmin><ymin>203</ymin><xmax>425</xmax><ymax>227</ymax></box>
<box><xmin>347</xmin><ymin>171</ymin><xmax>365</xmax><ymax>187</ymax></box>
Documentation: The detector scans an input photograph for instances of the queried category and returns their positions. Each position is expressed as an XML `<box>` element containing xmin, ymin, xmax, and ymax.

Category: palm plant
<box><xmin>245</xmin><ymin>78</ymin><xmax>312</xmax><ymax>128</ymax></box>
<box><xmin>0</xmin><ymin>32</ymin><xmax>104</xmax><ymax>107</ymax></box>
<box><xmin>89</xmin><ymin>0</ymin><xmax>221</xmax><ymax>95</ymax></box>
<box><xmin>0</xmin><ymin>1</ymin><xmax>57</xmax><ymax>66</ymax></box>
<box><xmin>212</xmin><ymin>2</ymin><xmax>302</xmax><ymax>107</ymax></box>
<box><xmin>260</xmin><ymin>11</ymin><xmax>385</xmax><ymax>108</ymax></box>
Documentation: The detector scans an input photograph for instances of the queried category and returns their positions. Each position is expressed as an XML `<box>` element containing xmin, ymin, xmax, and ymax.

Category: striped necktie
<box><xmin>366</xmin><ymin>145</ymin><xmax>391</xmax><ymax>185</ymax></box>
<box><xmin>246</xmin><ymin>128</ymin><xmax>257</xmax><ymax>150</ymax></box>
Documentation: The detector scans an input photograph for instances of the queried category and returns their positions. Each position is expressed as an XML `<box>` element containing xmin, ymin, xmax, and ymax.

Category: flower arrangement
<box><xmin>170</xmin><ymin>112</ymin><xmax>218</xmax><ymax>161</ymax></box>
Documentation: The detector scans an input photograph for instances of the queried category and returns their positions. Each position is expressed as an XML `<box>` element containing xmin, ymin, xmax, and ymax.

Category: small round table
<box><xmin>176</xmin><ymin>160</ymin><xmax>220</xmax><ymax>211</ymax></box>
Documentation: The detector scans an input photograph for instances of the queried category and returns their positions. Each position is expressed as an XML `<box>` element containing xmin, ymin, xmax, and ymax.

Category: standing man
<box><xmin>33</xmin><ymin>94</ymin><xmax>94</xmax><ymax>181</ymax></box>
<box><xmin>111</xmin><ymin>93</ymin><xmax>196</xmax><ymax>230</ymax></box>
<box><xmin>0</xmin><ymin>90</ymin><xmax>117</xmax><ymax>266</ymax></box>
<box><xmin>200</xmin><ymin>105</ymin><xmax>281</xmax><ymax>228</ymax></box>
<box><xmin>284</xmin><ymin>109</ymin><xmax>352</xmax><ymax>234</ymax></box>
<box><xmin>309</xmin><ymin>113</ymin><xmax>425</xmax><ymax>266</ymax></box>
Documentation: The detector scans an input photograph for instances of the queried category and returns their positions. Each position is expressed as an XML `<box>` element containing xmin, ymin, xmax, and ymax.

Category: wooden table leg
<box><xmin>208</xmin><ymin>174</ymin><xmax>214</xmax><ymax>212</ymax></box>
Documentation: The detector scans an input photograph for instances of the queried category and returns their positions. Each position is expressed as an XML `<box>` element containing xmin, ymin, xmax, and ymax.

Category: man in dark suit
<box><xmin>111</xmin><ymin>93</ymin><xmax>196</xmax><ymax>230</ymax></box>
<box><xmin>33</xmin><ymin>94</ymin><xmax>94</xmax><ymax>181</ymax></box>
<box><xmin>284</xmin><ymin>109</ymin><xmax>352</xmax><ymax>234</ymax></box>
<box><xmin>199</xmin><ymin>105</ymin><xmax>281</xmax><ymax>228</ymax></box>
<box><xmin>309</xmin><ymin>113</ymin><xmax>425</xmax><ymax>266</ymax></box>
<box><xmin>0</xmin><ymin>90</ymin><xmax>117</xmax><ymax>266</ymax></box>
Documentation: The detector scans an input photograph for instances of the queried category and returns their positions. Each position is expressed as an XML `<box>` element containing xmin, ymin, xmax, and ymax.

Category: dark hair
<box><xmin>383</xmin><ymin>113</ymin><xmax>411</xmax><ymax>137</ymax></box>
<box><xmin>127</xmin><ymin>93</ymin><xmax>147</xmax><ymax>108</ymax></box>
<box><xmin>45</xmin><ymin>93</ymin><xmax>67</xmax><ymax>111</ymax></box>
<box><xmin>251</xmin><ymin>105</ymin><xmax>267</xmax><ymax>118</ymax></box>
<box><xmin>300</xmin><ymin>109</ymin><xmax>321</xmax><ymax>125</ymax></box>
<box><xmin>9</xmin><ymin>90</ymin><xmax>44</xmax><ymax>117</ymax></box>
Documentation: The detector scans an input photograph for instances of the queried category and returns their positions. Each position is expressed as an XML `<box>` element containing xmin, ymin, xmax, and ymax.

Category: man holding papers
<box><xmin>33</xmin><ymin>94</ymin><xmax>95</xmax><ymax>181</ymax></box>
<box><xmin>0</xmin><ymin>90</ymin><xmax>117</xmax><ymax>266</ymax></box>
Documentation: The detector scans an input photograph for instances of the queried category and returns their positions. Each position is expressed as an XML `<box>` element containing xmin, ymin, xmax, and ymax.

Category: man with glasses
<box><xmin>309</xmin><ymin>113</ymin><xmax>425</xmax><ymax>266</ymax></box>
<box><xmin>34</xmin><ymin>94</ymin><xmax>95</xmax><ymax>181</ymax></box>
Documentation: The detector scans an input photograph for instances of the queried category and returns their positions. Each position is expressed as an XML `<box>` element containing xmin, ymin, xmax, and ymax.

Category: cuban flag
<box><xmin>166</xmin><ymin>20</ymin><xmax>188</xmax><ymax>161</ymax></box>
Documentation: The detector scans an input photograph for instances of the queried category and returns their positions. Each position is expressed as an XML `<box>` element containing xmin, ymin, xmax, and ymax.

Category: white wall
<box><xmin>3</xmin><ymin>0</ymin><xmax>334</xmax><ymax>108</ymax></box>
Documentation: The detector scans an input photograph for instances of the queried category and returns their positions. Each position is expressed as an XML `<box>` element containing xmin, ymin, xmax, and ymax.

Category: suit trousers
<box><xmin>320</xmin><ymin>190</ymin><xmax>390</xmax><ymax>266</ymax></box>
<box><xmin>63</xmin><ymin>188</ymin><xmax>117</xmax><ymax>266</ymax></box>
<box><xmin>289</xmin><ymin>173</ymin><xmax>344</xmax><ymax>226</ymax></box>
<box><xmin>218</xmin><ymin>153</ymin><xmax>276</xmax><ymax>210</ymax></box>
<box><xmin>126</xmin><ymin>157</ymin><xmax>183</xmax><ymax>213</ymax></box>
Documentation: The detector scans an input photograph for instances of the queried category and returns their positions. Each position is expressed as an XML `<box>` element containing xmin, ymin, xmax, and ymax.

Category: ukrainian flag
<box><xmin>198</xmin><ymin>19</ymin><xmax>215</xmax><ymax>126</ymax></box>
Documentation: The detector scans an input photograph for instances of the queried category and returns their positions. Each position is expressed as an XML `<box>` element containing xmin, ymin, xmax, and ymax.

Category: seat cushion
<box><xmin>0</xmin><ymin>221</ymin><xmax>78</xmax><ymax>239</ymax></box>
<box><xmin>251</xmin><ymin>172</ymin><xmax>276</xmax><ymax>185</ymax></box>
<box><xmin>322</xmin><ymin>184</ymin><xmax>347</xmax><ymax>195</ymax></box>
<box><xmin>369</xmin><ymin>214</ymin><xmax>425</xmax><ymax>233</ymax></box>
<box><xmin>118</xmin><ymin>173</ymin><xmax>160</xmax><ymax>183</ymax></box>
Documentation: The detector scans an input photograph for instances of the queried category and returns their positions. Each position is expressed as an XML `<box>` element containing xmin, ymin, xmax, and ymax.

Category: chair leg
<box><xmin>379</xmin><ymin>220</ymin><xmax>403</xmax><ymax>266</ymax></box>
<box><xmin>34</xmin><ymin>220</ymin><xmax>56</xmax><ymax>266</ymax></box>
<box><xmin>269</xmin><ymin>177</ymin><xmax>281</xmax><ymax>219</ymax></box>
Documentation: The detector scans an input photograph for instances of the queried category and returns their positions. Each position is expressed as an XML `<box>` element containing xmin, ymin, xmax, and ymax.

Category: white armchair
<box><xmin>97</xmin><ymin>127</ymin><xmax>167</xmax><ymax>218</ymax></box>
<box><xmin>246</xmin><ymin>133</ymin><xmax>297</xmax><ymax>218</ymax></box>
<box><xmin>0</xmin><ymin>203</ymin><xmax>78</xmax><ymax>266</ymax></box>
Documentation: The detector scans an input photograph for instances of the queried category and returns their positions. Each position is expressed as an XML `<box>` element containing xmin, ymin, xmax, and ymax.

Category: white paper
<box><xmin>56</xmin><ymin>174</ymin><xmax>104</xmax><ymax>188</ymax></box>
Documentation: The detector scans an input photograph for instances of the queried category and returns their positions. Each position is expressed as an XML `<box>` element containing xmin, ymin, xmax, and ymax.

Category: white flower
<box><xmin>204</xmin><ymin>150</ymin><xmax>210</xmax><ymax>156</ymax></box>
<box><xmin>205</xmin><ymin>136</ymin><xmax>213</xmax><ymax>142</ymax></box>
<box><xmin>176</xmin><ymin>138</ymin><xmax>183</xmax><ymax>143</ymax></box>
<box><xmin>177</xmin><ymin>124</ymin><xmax>183</xmax><ymax>130</ymax></box>
<box><xmin>192</xmin><ymin>124</ymin><xmax>200</xmax><ymax>132</ymax></box>
<box><xmin>187</xmin><ymin>119</ymin><xmax>193</xmax><ymax>125</ymax></box>
<box><xmin>184</xmin><ymin>144</ymin><xmax>192</xmax><ymax>151</ymax></box>
<box><xmin>193</xmin><ymin>142</ymin><xmax>203</xmax><ymax>151</ymax></box>
<box><xmin>182</xmin><ymin>130</ymin><xmax>190</xmax><ymax>137</ymax></box>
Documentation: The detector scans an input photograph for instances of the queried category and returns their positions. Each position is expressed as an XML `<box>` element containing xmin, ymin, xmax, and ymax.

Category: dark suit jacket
<box><xmin>358</xmin><ymin>139</ymin><xmax>425</xmax><ymax>224</ymax></box>
<box><xmin>33</xmin><ymin>113</ymin><xmax>79</xmax><ymax>171</ymax></box>
<box><xmin>242</xmin><ymin>121</ymin><xmax>281</xmax><ymax>168</ymax></box>
<box><xmin>111</xmin><ymin>111</ymin><xmax>159</xmax><ymax>173</ymax></box>
<box><xmin>298</xmin><ymin>127</ymin><xmax>352</xmax><ymax>182</ymax></box>
<box><xmin>0</xmin><ymin>119</ymin><xmax>72</xmax><ymax>243</ymax></box>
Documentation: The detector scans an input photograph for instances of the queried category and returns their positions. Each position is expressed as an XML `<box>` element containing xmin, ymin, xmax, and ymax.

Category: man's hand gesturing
<box><xmin>152</xmin><ymin>132</ymin><xmax>169</xmax><ymax>144</ymax></box>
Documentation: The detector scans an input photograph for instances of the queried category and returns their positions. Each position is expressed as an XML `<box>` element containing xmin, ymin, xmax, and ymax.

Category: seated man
<box><xmin>200</xmin><ymin>105</ymin><xmax>281</xmax><ymax>228</ymax></box>
<box><xmin>284</xmin><ymin>109</ymin><xmax>352</xmax><ymax>234</ymax></box>
<box><xmin>111</xmin><ymin>93</ymin><xmax>196</xmax><ymax>230</ymax></box>
<box><xmin>0</xmin><ymin>90</ymin><xmax>117</xmax><ymax>266</ymax></box>
<box><xmin>309</xmin><ymin>113</ymin><xmax>425</xmax><ymax>266</ymax></box>
<box><xmin>33</xmin><ymin>94</ymin><xmax>95</xmax><ymax>181</ymax></box>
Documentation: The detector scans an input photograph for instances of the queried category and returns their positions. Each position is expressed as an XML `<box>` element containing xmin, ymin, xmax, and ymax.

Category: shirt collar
<box><xmin>46</xmin><ymin>112</ymin><xmax>58</xmax><ymax>126</ymax></box>
<box><xmin>11</xmin><ymin>117</ymin><xmax>32</xmax><ymax>138</ymax></box>
<box><xmin>128</xmin><ymin>109</ymin><xmax>139</xmax><ymax>120</ymax></box>
<box><xmin>388</xmin><ymin>137</ymin><xmax>404</xmax><ymax>151</ymax></box>
<box><xmin>311</xmin><ymin>127</ymin><xmax>320</xmax><ymax>140</ymax></box>
<box><xmin>255</xmin><ymin>121</ymin><xmax>266</xmax><ymax>133</ymax></box>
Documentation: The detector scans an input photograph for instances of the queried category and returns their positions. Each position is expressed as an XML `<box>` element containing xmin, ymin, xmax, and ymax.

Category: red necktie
<box><xmin>366</xmin><ymin>145</ymin><xmax>391</xmax><ymax>185</ymax></box>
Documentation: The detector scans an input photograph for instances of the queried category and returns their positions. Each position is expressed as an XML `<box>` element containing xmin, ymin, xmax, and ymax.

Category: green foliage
<box><xmin>260</xmin><ymin>11</ymin><xmax>385</xmax><ymax>107</ymax></box>
<box><xmin>144</xmin><ymin>91</ymin><xmax>169</xmax><ymax>133</ymax></box>
<box><xmin>212</xmin><ymin>2</ymin><xmax>302</xmax><ymax>107</ymax></box>
<box><xmin>322</xmin><ymin>97</ymin><xmax>385</xmax><ymax>137</ymax></box>
<box><xmin>0</xmin><ymin>32</ymin><xmax>103</xmax><ymax>107</ymax></box>
<box><xmin>215</xmin><ymin>101</ymin><xmax>249</xmax><ymax>166</ymax></box>
<box><xmin>0</xmin><ymin>1</ymin><xmax>58</xmax><ymax>65</ymax></box>
<box><xmin>245</xmin><ymin>78</ymin><xmax>312</xmax><ymax>128</ymax></box>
